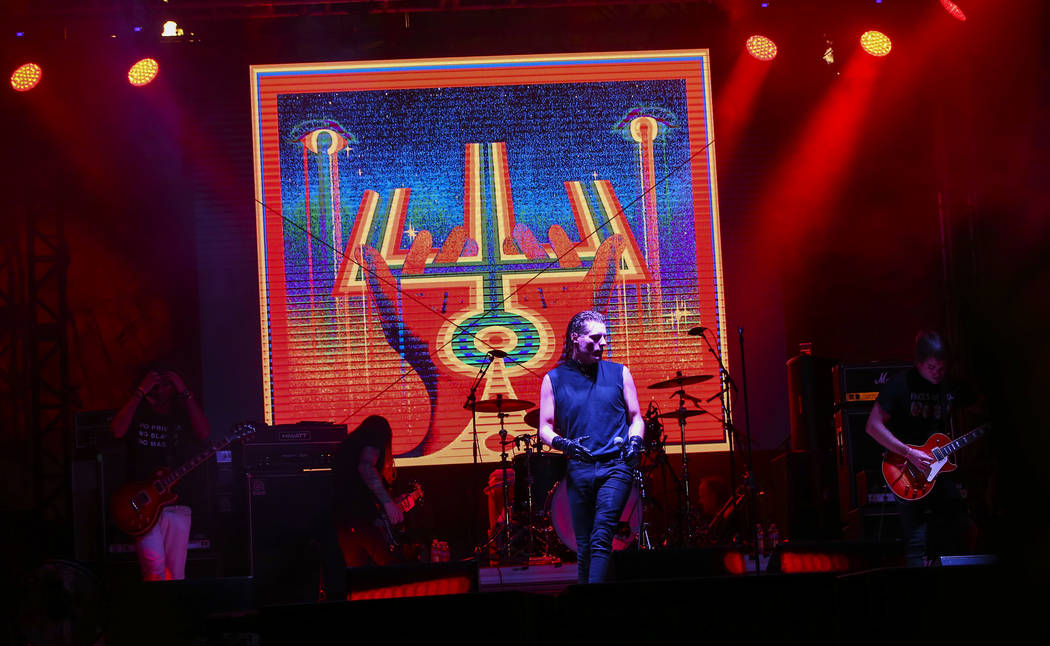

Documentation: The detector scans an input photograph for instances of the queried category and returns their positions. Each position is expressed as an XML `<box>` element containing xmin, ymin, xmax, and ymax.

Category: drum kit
<box><xmin>467</xmin><ymin>366</ymin><xmax>729</xmax><ymax>564</ymax></box>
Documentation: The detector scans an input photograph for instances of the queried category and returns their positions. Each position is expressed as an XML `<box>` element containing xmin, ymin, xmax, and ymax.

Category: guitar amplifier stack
<box><xmin>243</xmin><ymin>422</ymin><xmax>348</xmax><ymax>604</ymax></box>
<box><xmin>832</xmin><ymin>361</ymin><xmax>910</xmax><ymax>539</ymax></box>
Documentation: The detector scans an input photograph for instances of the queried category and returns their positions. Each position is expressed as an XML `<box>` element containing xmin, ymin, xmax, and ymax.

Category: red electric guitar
<box><xmin>882</xmin><ymin>424</ymin><xmax>989</xmax><ymax>501</ymax></box>
<box><xmin>110</xmin><ymin>422</ymin><xmax>258</xmax><ymax>536</ymax></box>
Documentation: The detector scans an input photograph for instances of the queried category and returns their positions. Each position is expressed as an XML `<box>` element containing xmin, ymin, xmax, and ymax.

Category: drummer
<box><xmin>538</xmin><ymin>310</ymin><xmax>646</xmax><ymax>584</ymax></box>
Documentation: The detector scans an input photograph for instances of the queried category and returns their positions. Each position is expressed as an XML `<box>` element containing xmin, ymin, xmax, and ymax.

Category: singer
<box><xmin>538</xmin><ymin>310</ymin><xmax>646</xmax><ymax>583</ymax></box>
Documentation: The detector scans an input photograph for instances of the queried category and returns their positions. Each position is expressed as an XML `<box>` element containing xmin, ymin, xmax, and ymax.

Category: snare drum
<box><xmin>544</xmin><ymin>478</ymin><xmax>641</xmax><ymax>552</ymax></box>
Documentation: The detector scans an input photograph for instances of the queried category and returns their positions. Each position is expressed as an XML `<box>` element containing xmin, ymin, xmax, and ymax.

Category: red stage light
<box><xmin>859</xmin><ymin>30</ymin><xmax>892</xmax><ymax>57</ymax></box>
<box><xmin>745</xmin><ymin>35</ymin><xmax>778</xmax><ymax>61</ymax></box>
<box><xmin>128</xmin><ymin>58</ymin><xmax>159</xmax><ymax>86</ymax></box>
<box><xmin>940</xmin><ymin>0</ymin><xmax>967</xmax><ymax>22</ymax></box>
<box><xmin>10</xmin><ymin>62</ymin><xmax>42</xmax><ymax>92</ymax></box>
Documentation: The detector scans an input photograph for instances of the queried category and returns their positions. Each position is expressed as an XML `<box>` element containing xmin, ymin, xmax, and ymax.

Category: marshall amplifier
<box><xmin>243</xmin><ymin>421</ymin><xmax>347</xmax><ymax>474</ymax></box>
<box><xmin>832</xmin><ymin>361</ymin><xmax>909</xmax><ymax>521</ymax></box>
<box><xmin>832</xmin><ymin>361</ymin><xmax>911</xmax><ymax>408</ymax></box>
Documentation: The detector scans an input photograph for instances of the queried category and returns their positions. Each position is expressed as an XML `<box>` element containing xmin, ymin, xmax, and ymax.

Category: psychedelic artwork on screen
<box><xmin>250</xmin><ymin>50</ymin><xmax>729</xmax><ymax>465</ymax></box>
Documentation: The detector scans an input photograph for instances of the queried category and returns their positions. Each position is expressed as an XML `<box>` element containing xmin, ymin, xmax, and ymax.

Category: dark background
<box><xmin>1</xmin><ymin>0</ymin><xmax>1046</xmax><ymax>578</ymax></box>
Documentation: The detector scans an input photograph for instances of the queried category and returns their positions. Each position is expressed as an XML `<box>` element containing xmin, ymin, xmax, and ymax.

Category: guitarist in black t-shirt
<box><xmin>866</xmin><ymin>331</ymin><xmax>980</xmax><ymax>566</ymax></box>
<box><xmin>111</xmin><ymin>365</ymin><xmax>210</xmax><ymax>580</ymax></box>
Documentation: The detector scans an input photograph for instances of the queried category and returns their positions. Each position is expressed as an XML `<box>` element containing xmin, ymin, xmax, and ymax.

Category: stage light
<box><xmin>940</xmin><ymin>0</ymin><xmax>967</xmax><ymax>21</ymax></box>
<box><xmin>128</xmin><ymin>58</ymin><xmax>159</xmax><ymax>87</ymax></box>
<box><xmin>11</xmin><ymin>62</ymin><xmax>42</xmax><ymax>92</ymax></box>
<box><xmin>161</xmin><ymin>21</ymin><xmax>183</xmax><ymax>37</ymax></box>
<box><xmin>745</xmin><ymin>35</ymin><xmax>777</xmax><ymax>61</ymax></box>
<box><xmin>859</xmin><ymin>30</ymin><xmax>892</xmax><ymax>57</ymax></box>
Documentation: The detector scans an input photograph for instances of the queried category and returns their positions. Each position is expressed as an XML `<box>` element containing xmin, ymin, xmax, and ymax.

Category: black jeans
<box><xmin>896</xmin><ymin>476</ymin><xmax>972</xmax><ymax>566</ymax></box>
<box><xmin>566</xmin><ymin>458</ymin><xmax>633</xmax><ymax>584</ymax></box>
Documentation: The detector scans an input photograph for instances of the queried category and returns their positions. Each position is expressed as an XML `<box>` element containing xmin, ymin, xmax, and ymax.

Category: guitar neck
<box><xmin>395</xmin><ymin>489</ymin><xmax>423</xmax><ymax>512</ymax></box>
<box><xmin>931</xmin><ymin>425</ymin><xmax>988</xmax><ymax>461</ymax></box>
<box><xmin>157</xmin><ymin>443</ymin><xmax>222</xmax><ymax>491</ymax></box>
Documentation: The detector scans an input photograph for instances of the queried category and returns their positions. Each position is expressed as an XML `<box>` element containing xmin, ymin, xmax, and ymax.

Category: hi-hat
<box><xmin>647</xmin><ymin>373</ymin><xmax>713</xmax><ymax>389</ymax></box>
<box><xmin>656</xmin><ymin>409</ymin><xmax>707</xmax><ymax>420</ymax></box>
<box><xmin>470</xmin><ymin>396</ymin><xmax>535</xmax><ymax>413</ymax></box>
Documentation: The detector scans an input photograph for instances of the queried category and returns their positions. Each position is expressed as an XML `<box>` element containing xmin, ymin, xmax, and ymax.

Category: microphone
<box><xmin>687</xmin><ymin>326</ymin><xmax>707</xmax><ymax>336</ymax></box>
<box><xmin>707</xmin><ymin>387</ymin><xmax>728</xmax><ymax>403</ymax></box>
<box><xmin>487</xmin><ymin>350</ymin><xmax>508</xmax><ymax>358</ymax></box>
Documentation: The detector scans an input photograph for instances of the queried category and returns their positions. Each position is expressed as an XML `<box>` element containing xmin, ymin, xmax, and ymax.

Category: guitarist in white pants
<box><xmin>865</xmin><ymin>331</ymin><xmax>979</xmax><ymax>566</ymax></box>
<box><xmin>111</xmin><ymin>365</ymin><xmax>210</xmax><ymax>580</ymax></box>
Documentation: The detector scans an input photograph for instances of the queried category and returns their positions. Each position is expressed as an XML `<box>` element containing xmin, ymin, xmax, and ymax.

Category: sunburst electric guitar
<box><xmin>110</xmin><ymin>422</ymin><xmax>258</xmax><ymax>536</ymax></box>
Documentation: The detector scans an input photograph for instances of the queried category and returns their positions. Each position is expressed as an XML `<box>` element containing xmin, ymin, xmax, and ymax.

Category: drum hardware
<box><xmin>647</xmin><ymin>373</ymin><xmax>714</xmax><ymax>389</ymax></box>
<box><xmin>647</xmin><ymin>370</ymin><xmax>709</xmax><ymax>544</ymax></box>
<box><xmin>467</xmin><ymin>394</ymin><xmax>542</xmax><ymax>564</ymax></box>
<box><xmin>463</xmin><ymin>346</ymin><xmax>531</xmax><ymax>564</ymax></box>
<box><xmin>633</xmin><ymin>466</ymin><xmax>654</xmax><ymax>550</ymax></box>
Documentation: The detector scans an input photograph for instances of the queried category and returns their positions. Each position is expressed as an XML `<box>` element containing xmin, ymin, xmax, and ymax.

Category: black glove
<box><xmin>551</xmin><ymin>435</ymin><xmax>595</xmax><ymax>462</ymax></box>
<box><xmin>621</xmin><ymin>435</ymin><xmax>646</xmax><ymax>469</ymax></box>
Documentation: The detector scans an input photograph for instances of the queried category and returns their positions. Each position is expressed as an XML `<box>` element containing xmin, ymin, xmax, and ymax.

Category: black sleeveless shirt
<box><xmin>547</xmin><ymin>359</ymin><xmax>630</xmax><ymax>460</ymax></box>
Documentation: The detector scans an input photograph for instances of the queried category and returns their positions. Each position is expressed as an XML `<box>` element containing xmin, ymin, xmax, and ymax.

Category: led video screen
<box><xmin>251</xmin><ymin>50</ymin><xmax>729</xmax><ymax>465</ymax></box>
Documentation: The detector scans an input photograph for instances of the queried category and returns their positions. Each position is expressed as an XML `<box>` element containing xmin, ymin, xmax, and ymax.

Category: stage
<box><xmin>79</xmin><ymin>553</ymin><xmax>1012</xmax><ymax>645</ymax></box>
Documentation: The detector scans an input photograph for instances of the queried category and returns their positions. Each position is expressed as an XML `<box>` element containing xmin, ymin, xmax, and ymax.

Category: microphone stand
<box><xmin>465</xmin><ymin>352</ymin><xmax>496</xmax><ymax>562</ymax></box>
<box><xmin>699</xmin><ymin>326</ymin><xmax>760</xmax><ymax>571</ymax></box>
<box><xmin>735</xmin><ymin>326</ymin><xmax>761</xmax><ymax>573</ymax></box>
<box><xmin>697</xmin><ymin>329</ymin><xmax>738</xmax><ymax>503</ymax></box>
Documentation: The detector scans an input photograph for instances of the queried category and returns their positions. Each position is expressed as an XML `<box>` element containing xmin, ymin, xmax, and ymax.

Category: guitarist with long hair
<box><xmin>332</xmin><ymin>415</ymin><xmax>406</xmax><ymax>567</ymax></box>
<box><xmin>110</xmin><ymin>363</ymin><xmax>210</xmax><ymax>581</ymax></box>
<box><xmin>865</xmin><ymin>331</ymin><xmax>980</xmax><ymax>566</ymax></box>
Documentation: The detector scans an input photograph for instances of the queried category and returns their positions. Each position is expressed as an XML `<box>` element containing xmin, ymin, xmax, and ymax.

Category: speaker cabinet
<box><xmin>246</xmin><ymin>471</ymin><xmax>342</xmax><ymax>605</ymax></box>
<box><xmin>786</xmin><ymin>355</ymin><xmax>838</xmax><ymax>451</ymax></box>
<box><xmin>768</xmin><ymin>450</ymin><xmax>841</xmax><ymax>540</ymax></box>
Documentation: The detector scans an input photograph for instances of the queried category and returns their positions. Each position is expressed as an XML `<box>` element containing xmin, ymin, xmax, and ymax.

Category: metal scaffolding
<box><xmin>0</xmin><ymin>206</ymin><xmax>72</xmax><ymax>529</ymax></box>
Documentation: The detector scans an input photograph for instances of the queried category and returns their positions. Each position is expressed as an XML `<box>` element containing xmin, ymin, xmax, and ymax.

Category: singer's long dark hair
<box><xmin>560</xmin><ymin>310</ymin><xmax>606</xmax><ymax>362</ymax></box>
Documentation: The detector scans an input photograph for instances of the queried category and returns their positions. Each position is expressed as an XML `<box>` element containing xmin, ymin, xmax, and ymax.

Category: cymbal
<box><xmin>656</xmin><ymin>409</ymin><xmax>706</xmax><ymax>420</ymax></box>
<box><xmin>471</xmin><ymin>396</ymin><xmax>535</xmax><ymax>413</ymax></box>
<box><xmin>523</xmin><ymin>409</ymin><xmax>540</xmax><ymax>429</ymax></box>
<box><xmin>647</xmin><ymin>373</ymin><xmax>714</xmax><ymax>389</ymax></box>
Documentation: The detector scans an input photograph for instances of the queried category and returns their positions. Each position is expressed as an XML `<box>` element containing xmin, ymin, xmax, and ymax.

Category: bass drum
<box><xmin>545</xmin><ymin>478</ymin><xmax>641</xmax><ymax>553</ymax></box>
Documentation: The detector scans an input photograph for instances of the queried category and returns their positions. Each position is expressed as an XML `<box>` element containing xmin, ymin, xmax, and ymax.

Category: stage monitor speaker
<box><xmin>766</xmin><ymin>540</ymin><xmax>904</xmax><ymax>574</ymax></box>
<box><xmin>786</xmin><ymin>355</ymin><xmax>838</xmax><ymax>452</ymax></box>
<box><xmin>347</xmin><ymin>561</ymin><xmax>479</xmax><ymax>600</ymax></box>
<box><xmin>247</xmin><ymin>470</ymin><xmax>343</xmax><ymax>606</ymax></box>
<box><xmin>612</xmin><ymin>547</ymin><xmax>748</xmax><ymax>580</ymax></box>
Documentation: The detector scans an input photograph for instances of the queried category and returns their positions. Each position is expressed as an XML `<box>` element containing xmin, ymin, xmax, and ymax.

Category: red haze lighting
<box><xmin>128</xmin><ymin>58</ymin><xmax>159</xmax><ymax>86</ymax></box>
<box><xmin>940</xmin><ymin>0</ymin><xmax>967</xmax><ymax>22</ymax></box>
<box><xmin>745</xmin><ymin>35</ymin><xmax>778</xmax><ymax>61</ymax></box>
<box><xmin>859</xmin><ymin>30</ymin><xmax>893</xmax><ymax>57</ymax></box>
<box><xmin>10</xmin><ymin>62</ymin><xmax>42</xmax><ymax>92</ymax></box>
